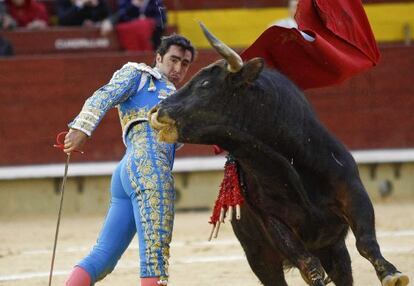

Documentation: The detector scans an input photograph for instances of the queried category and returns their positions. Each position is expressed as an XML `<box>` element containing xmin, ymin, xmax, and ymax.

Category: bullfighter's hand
<box><xmin>64</xmin><ymin>129</ymin><xmax>88</xmax><ymax>154</ymax></box>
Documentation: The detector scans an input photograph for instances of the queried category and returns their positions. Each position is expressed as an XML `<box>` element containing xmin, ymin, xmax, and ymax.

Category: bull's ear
<box><xmin>240</xmin><ymin>57</ymin><xmax>264</xmax><ymax>84</ymax></box>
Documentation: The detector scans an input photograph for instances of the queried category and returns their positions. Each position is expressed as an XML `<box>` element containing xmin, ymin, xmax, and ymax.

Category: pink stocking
<box><xmin>65</xmin><ymin>266</ymin><xmax>91</xmax><ymax>286</ymax></box>
<box><xmin>141</xmin><ymin>277</ymin><xmax>165</xmax><ymax>286</ymax></box>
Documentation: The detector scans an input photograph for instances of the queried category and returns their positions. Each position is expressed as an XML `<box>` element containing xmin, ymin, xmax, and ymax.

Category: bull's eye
<box><xmin>201</xmin><ymin>80</ymin><xmax>209</xmax><ymax>87</ymax></box>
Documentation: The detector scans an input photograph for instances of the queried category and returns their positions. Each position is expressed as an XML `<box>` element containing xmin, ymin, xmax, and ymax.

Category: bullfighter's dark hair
<box><xmin>155</xmin><ymin>34</ymin><xmax>196</xmax><ymax>62</ymax></box>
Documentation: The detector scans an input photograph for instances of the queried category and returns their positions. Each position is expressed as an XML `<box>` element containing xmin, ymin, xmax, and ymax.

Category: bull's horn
<box><xmin>199</xmin><ymin>21</ymin><xmax>243</xmax><ymax>73</ymax></box>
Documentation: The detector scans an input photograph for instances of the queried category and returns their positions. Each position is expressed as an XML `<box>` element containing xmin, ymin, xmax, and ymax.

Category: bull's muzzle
<box><xmin>148</xmin><ymin>106</ymin><xmax>179</xmax><ymax>143</ymax></box>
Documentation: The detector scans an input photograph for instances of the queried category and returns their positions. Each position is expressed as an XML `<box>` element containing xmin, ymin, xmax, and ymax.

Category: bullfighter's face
<box><xmin>155</xmin><ymin>44</ymin><xmax>193</xmax><ymax>87</ymax></box>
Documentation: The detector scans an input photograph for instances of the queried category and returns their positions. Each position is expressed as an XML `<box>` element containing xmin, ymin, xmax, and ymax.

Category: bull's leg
<box><xmin>232</xmin><ymin>206</ymin><xmax>288</xmax><ymax>286</ymax></box>
<box><xmin>236</xmin><ymin>236</ymin><xmax>287</xmax><ymax>286</ymax></box>
<box><xmin>316</xmin><ymin>241</ymin><xmax>353</xmax><ymax>286</ymax></box>
<box><xmin>338</xmin><ymin>179</ymin><xmax>409</xmax><ymax>286</ymax></box>
<box><xmin>265</xmin><ymin>216</ymin><xmax>326</xmax><ymax>286</ymax></box>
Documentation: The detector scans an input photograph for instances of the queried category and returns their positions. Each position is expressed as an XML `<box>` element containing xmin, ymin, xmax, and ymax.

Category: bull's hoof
<box><xmin>382</xmin><ymin>272</ymin><xmax>409</xmax><ymax>286</ymax></box>
<box><xmin>300</xmin><ymin>264</ymin><xmax>326</xmax><ymax>286</ymax></box>
<box><xmin>324</xmin><ymin>275</ymin><xmax>332</xmax><ymax>285</ymax></box>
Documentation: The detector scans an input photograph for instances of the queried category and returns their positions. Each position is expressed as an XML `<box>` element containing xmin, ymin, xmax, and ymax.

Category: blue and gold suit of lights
<box><xmin>69</xmin><ymin>62</ymin><xmax>177</xmax><ymax>284</ymax></box>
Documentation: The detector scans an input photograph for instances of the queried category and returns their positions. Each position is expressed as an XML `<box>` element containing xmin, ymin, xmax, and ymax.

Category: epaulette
<box><xmin>123</xmin><ymin>62</ymin><xmax>162</xmax><ymax>80</ymax></box>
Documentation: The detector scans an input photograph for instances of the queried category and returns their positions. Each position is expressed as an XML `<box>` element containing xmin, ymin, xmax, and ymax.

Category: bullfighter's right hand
<box><xmin>64</xmin><ymin>129</ymin><xmax>88</xmax><ymax>154</ymax></box>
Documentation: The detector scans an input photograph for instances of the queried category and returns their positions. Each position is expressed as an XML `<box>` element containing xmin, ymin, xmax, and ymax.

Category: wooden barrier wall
<box><xmin>36</xmin><ymin>0</ymin><xmax>414</xmax><ymax>14</ymax></box>
<box><xmin>307</xmin><ymin>44</ymin><xmax>414</xmax><ymax>150</ymax></box>
<box><xmin>0</xmin><ymin>51</ymin><xmax>220</xmax><ymax>166</ymax></box>
<box><xmin>0</xmin><ymin>27</ymin><xmax>121</xmax><ymax>55</ymax></box>
<box><xmin>0</xmin><ymin>45</ymin><xmax>413</xmax><ymax>166</ymax></box>
<box><xmin>0</xmin><ymin>26</ymin><xmax>178</xmax><ymax>56</ymax></box>
<box><xmin>163</xmin><ymin>0</ymin><xmax>414</xmax><ymax>10</ymax></box>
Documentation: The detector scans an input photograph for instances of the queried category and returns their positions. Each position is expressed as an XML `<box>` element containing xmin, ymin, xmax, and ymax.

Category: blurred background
<box><xmin>0</xmin><ymin>1</ymin><xmax>414</xmax><ymax>285</ymax></box>
<box><xmin>0</xmin><ymin>0</ymin><xmax>413</xmax><ymax>215</ymax></box>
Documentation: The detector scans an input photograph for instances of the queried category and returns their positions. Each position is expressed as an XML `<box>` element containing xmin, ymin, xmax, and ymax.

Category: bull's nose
<box><xmin>157</xmin><ymin>108</ymin><xmax>169</xmax><ymax>120</ymax></box>
<box><xmin>148</xmin><ymin>105</ymin><xmax>159</xmax><ymax>118</ymax></box>
<box><xmin>148</xmin><ymin>105</ymin><xmax>176</xmax><ymax>131</ymax></box>
<box><xmin>148</xmin><ymin>105</ymin><xmax>171</xmax><ymax>121</ymax></box>
<box><xmin>155</xmin><ymin>106</ymin><xmax>175</xmax><ymax>124</ymax></box>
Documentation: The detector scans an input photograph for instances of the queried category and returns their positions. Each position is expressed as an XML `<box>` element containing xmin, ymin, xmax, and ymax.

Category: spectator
<box><xmin>269</xmin><ymin>0</ymin><xmax>314</xmax><ymax>42</ymax></box>
<box><xmin>0</xmin><ymin>36</ymin><xmax>13</xmax><ymax>56</ymax></box>
<box><xmin>101</xmin><ymin>0</ymin><xmax>167</xmax><ymax>50</ymax></box>
<box><xmin>270</xmin><ymin>0</ymin><xmax>298</xmax><ymax>28</ymax></box>
<box><xmin>5</xmin><ymin>0</ymin><xmax>48</xmax><ymax>29</ymax></box>
<box><xmin>0</xmin><ymin>0</ymin><xmax>17</xmax><ymax>29</ymax></box>
<box><xmin>56</xmin><ymin>0</ymin><xmax>110</xmax><ymax>27</ymax></box>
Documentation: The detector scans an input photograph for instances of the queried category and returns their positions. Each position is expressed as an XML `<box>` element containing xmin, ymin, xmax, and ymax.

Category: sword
<box><xmin>48</xmin><ymin>131</ymin><xmax>82</xmax><ymax>286</ymax></box>
<box><xmin>48</xmin><ymin>153</ymin><xmax>70</xmax><ymax>286</ymax></box>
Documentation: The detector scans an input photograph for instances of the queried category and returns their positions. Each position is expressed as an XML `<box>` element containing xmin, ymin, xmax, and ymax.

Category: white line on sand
<box><xmin>3</xmin><ymin>243</ymin><xmax>414</xmax><ymax>283</ymax></box>
<box><xmin>2</xmin><ymin>230</ymin><xmax>413</xmax><ymax>282</ymax></box>
<box><xmin>0</xmin><ymin>270</ymin><xmax>70</xmax><ymax>282</ymax></box>
<box><xmin>0</xmin><ymin>255</ymin><xmax>246</xmax><ymax>282</ymax></box>
<box><xmin>21</xmin><ymin>239</ymin><xmax>240</xmax><ymax>255</ymax></box>
<box><xmin>3</xmin><ymin>246</ymin><xmax>414</xmax><ymax>282</ymax></box>
<box><xmin>21</xmin><ymin>229</ymin><xmax>414</xmax><ymax>256</ymax></box>
<box><xmin>377</xmin><ymin>229</ymin><xmax>414</xmax><ymax>237</ymax></box>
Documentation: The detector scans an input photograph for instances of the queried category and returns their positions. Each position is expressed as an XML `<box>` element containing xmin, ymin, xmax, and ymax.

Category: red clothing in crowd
<box><xmin>5</xmin><ymin>0</ymin><xmax>49</xmax><ymax>27</ymax></box>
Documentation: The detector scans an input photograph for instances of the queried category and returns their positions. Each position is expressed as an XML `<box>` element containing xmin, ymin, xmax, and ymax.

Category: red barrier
<box><xmin>0</xmin><ymin>27</ymin><xmax>122</xmax><ymax>55</ymax></box>
<box><xmin>0</xmin><ymin>45</ymin><xmax>413</xmax><ymax>166</ymax></box>
<box><xmin>162</xmin><ymin>0</ymin><xmax>411</xmax><ymax>10</ymax></box>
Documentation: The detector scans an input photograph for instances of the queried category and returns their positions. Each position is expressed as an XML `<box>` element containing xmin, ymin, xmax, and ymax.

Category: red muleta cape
<box><xmin>241</xmin><ymin>0</ymin><xmax>380</xmax><ymax>90</ymax></box>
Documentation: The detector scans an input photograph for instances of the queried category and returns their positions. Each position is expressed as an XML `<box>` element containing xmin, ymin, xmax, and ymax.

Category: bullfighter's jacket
<box><xmin>69</xmin><ymin>62</ymin><xmax>176</xmax><ymax>145</ymax></box>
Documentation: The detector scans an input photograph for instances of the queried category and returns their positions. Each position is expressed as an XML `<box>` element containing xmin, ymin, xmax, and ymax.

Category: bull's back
<box><xmin>261</xmin><ymin>69</ymin><xmax>361</xmax><ymax>206</ymax></box>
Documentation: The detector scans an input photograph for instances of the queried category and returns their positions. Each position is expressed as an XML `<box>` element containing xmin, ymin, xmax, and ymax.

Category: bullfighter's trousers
<box><xmin>77</xmin><ymin>123</ymin><xmax>176</xmax><ymax>284</ymax></box>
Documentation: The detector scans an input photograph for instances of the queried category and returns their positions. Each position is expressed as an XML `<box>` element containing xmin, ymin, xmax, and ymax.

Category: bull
<box><xmin>149</xmin><ymin>24</ymin><xmax>409</xmax><ymax>286</ymax></box>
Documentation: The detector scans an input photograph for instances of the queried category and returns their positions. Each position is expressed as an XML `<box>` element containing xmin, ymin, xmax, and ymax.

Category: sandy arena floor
<box><xmin>0</xmin><ymin>203</ymin><xmax>413</xmax><ymax>286</ymax></box>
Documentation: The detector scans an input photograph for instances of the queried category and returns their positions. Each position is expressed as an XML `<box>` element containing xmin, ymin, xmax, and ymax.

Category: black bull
<box><xmin>148</xmin><ymin>28</ymin><xmax>409</xmax><ymax>286</ymax></box>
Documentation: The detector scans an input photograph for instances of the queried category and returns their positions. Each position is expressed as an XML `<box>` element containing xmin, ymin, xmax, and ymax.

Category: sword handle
<box><xmin>53</xmin><ymin>131</ymin><xmax>84</xmax><ymax>154</ymax></box>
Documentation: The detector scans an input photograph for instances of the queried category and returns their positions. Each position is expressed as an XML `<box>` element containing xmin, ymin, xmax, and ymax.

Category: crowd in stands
<box><xmin>0</xmin><ymin>0</ymin><xmax>167</xmax><ymax>56</ymax></box>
